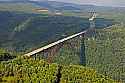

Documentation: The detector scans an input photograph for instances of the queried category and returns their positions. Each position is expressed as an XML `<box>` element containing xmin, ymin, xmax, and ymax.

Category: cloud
<box><xmin>49</xmin><ymin>0</ymin><xmax>125</xmax><ymax>7</ymax></box>
<box><xmin>0</xmin><ymin>0</ymin><xmax>125</xmax><ymax>7</ymax></box>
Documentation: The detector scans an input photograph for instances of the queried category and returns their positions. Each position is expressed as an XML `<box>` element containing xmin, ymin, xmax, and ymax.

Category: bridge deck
<box><xmin>24</xmin><ymin>31</ymin><xmax>86</xmax><ymax>57</ymax></box>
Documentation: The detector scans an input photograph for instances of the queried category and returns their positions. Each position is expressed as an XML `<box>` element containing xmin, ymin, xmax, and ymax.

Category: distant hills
<box><xmin>0</xmin><ymin>0</ymin><xmax>125</xmax><ymax>13</ymax></box>
<box><xmin>31</xmin><ymin>0</ymin><xmax>125</xmax><ymax>13</ymax></box>
<box><xmin>0</xmin><ymin>11</ymin><xmax>114</xmax><ymax>52</ymax></box>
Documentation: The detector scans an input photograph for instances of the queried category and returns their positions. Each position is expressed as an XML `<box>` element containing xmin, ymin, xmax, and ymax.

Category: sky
<box><xmin>49</xmin><ymin>0</ymin><xmax>125</xmax><ymax>7</ymax></box>
<box><xmin>0</xmin><ymin>0</ymin><xmax>125</xmax><ymax>7</ymax></box>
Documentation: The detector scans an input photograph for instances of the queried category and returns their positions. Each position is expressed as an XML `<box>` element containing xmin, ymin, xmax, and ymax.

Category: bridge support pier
<box><xmin>47</xmin><ymin>44</ymin><xmax>63</xmax><ymax>63</ymax></box>
<box><xmin>80</xmin><ymin>34</ymin><xmax>86</xmax><ymax>66</ymax></box>
<box><xmin>24</xmin><ymin>31</ymin><xmax>87</xmax><ymax>65</ymax></box>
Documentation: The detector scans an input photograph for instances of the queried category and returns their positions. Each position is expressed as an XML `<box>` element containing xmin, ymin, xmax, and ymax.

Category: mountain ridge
<box><xmin>0</xmin><ymin>0</ymin><xmax>125</xmax><ymax>12</ymax></box>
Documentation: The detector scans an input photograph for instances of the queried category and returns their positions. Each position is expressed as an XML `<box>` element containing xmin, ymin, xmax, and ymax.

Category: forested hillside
<box><xmin>0</xmin><ymin>2</ymin><xmax>40</xmax><ymax>13</ymax></box>
<box><xmin>0</xmin><ymin>57</ymin><xmax>117</xmax><ymax>83</ymax></box>
<box><xmin>36</xmin><ymin>25</ymin><xmax>125</xmax><ymax>82</ymax></box>
<box><xmin>1</xmin><ymin>0</ymin><xmax>125</xmax><ymax>13</ymax></box>
<box><xmin>0</xmin><ymin>11</ymin><xmax>114</xmax><ymax>52</ymax></box>
<box><xmin>85</xmin><ymin>25</ymin><xmax>125</xmax><ymax>82</ymax></box>
<box><xmin>0</xmin><ymin>1</ymin><xmax>125</xmax><ymax>83</ymax></box>
<box><xmin>0</xmin><ymin>49</ymin><xmax>16</xmax><ymax>61</ymax></box>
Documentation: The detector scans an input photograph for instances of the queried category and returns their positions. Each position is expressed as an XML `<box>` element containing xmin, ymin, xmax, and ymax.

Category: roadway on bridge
<box><xmin>24</xmin><ymin>31</ymin><xmax>87</xmax><ymax>57</ymax></box>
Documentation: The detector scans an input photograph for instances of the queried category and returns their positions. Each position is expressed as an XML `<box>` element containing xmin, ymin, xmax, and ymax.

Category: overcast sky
<box><xmin>49</xmin><ymin>0</ymin><xmax>125</xmax><ymax>7</ymax></box>
<box><xmin>1</xmin><ymin>0</ymin><xmax>125</xmax><ymax>7</ymax></box>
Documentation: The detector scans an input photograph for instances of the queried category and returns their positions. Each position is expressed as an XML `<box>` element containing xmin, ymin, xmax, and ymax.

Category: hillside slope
<box><xmin>85</xmin><ymin>25</ymin><xmax>125</xmax><ymax>82</ymax></box>
<box><xmin>0</xmin><ymin>58</ymin><xmax>117</xmax><ymax>83</ymax></box>
<box><xmin>0</xmin><ymin>1</ymin><xmax>40</xmax><ymax>13</ymax></box>
<box><xmin>0</xmin><ymin>1</ymin><xmax>125</xmax><ymax>14</ymax></box>
<box><xmin>29</xmin><ymin>1</ymin><xmax>125</xmax><ymax>12</ymax></box>
<box><xmin>0</xmin><ymin>11</ymin><xmax>114</xmax><ymax>52</ymax></box>
<box><xmin>35</xmin><ymin>25</ymin><xmax>125</xmax><ymax>82</ymax></box>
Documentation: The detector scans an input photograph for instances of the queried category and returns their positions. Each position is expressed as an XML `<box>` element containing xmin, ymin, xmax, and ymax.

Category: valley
<box><xmin>0</xmin><ymin>0</ymin><xmax>125</xmax><ymax>83</ymax></box>
<box><xmin>0</xmin><ymin>11</ymin><xmax>114</xmax><ymax>52</ymax></box>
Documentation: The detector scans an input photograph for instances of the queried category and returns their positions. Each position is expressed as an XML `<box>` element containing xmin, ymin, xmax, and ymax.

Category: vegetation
<box><xmin>0</xmin><ymin>11</ymin><xmax>114</xmax><ymax>53</ymax></box>
<box><xmin>60</xmin><ymin>65</ymin><xmax>117</xmax><ymax>83</ymax></box>
<box><xmin>37</xmin><ymin>25</ymin><xmax>125</xmax><ymax>82</ymax></box>
<box><xmin>0</xmin><ymin>58</ymin><xmax>58</xmax><ymax>83</ymax></box>
<box><xmin>51</xmin><ymin>37</ymin><xmax>82</xmax><ymax>65</ymax></box>
<box><xmin>0</xmin><ymin>57</ymin><xmax>117</xmax><ymax>83</ymax></box>
<box><xmin>85</xmin><ymin>25</ymin><xmax>125</xmax><ymax>82</ymax></box>
<box><xmin>0</xmin><ymin>49</ymin><xmax>16</xmax><ymax>61</ymax></box>
<box><xmin>0</xmin><ymin>2</ymin><xmax>40</xmax><ymax>13</ymax></box>
<box><xmin>0</xmin><ymin>2</ymin><xmax>125</xmax><ymax>82</ymax></box>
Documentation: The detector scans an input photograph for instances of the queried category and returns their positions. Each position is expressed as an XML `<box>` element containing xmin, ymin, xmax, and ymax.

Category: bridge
<box><xmin>24</xmin><ymin>12</ymin><xmax>97</xmax><ymax>65</ymax></box>
<box><xmin>24</xmin><ymin>30</ymin><xmax>87</xmax><ymax>65</ymax></box>
<box><xmin>22</xmin><ymin>12</ymin><xmax>125</xmax><ymax>82</ymax></box>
